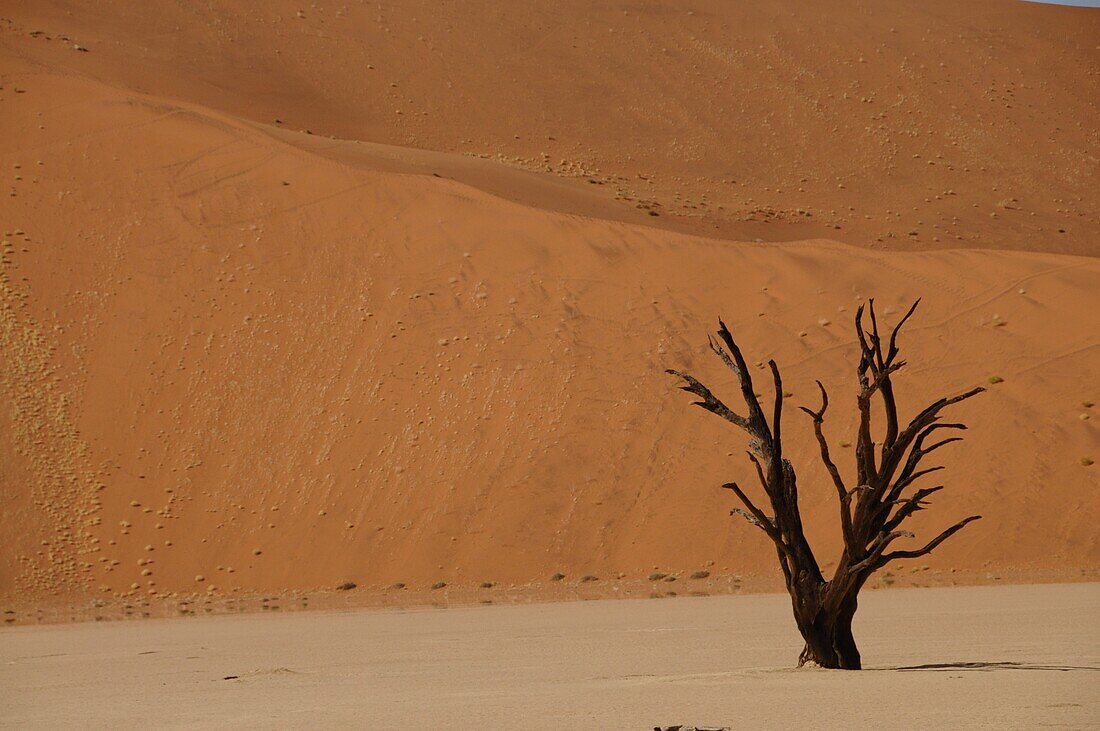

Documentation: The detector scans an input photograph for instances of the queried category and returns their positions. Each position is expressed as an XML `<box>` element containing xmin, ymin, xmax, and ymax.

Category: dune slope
<box><xmin>1</xmin><ymin>3</ymin><xmax>1098</xmax><ymax>612</ymax></box>
<box><xmin>1</xmin><ymin>56</ymin><xmax>1097</xmax><ymax>609</ymax></box>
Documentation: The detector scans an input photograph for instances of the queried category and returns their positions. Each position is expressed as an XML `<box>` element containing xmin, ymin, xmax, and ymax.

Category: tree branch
<box><xmin>769</xmin><ymin>360</ymin><xmax>784</xmax><ymax>457</ymax></box>
<box><xmin>866</xmin><ymin>299</ymin><xmax>886</xmax><ymax>372</ymax></box>
<box><xmin>715</xmin><ymin>319</ymin><xmax>772</xmax><ymax>442</ymax></box>
<box><xmin>897</xmin><ymin>390</ymin><xmax>985</xmax><ymax>451</ymax></box>
<box><xmin>850</xmin><ymin>529</ymin><xmax>914</xmax><ymax>572</ymax></box>
<box><xmin>878</xmin><ymin>395</ymin><xmax>982</xmax><ymax>500</ymax></box>
<box><xmin>799</xmin><ymin>381</ymin><xmax>852</xmax><ymax>542</ymax></box>
<box><xmin>746</xmin><ymin>451</ymin><xmax>769</xmax><ymax>492</ymax></box>
<box><xmin>884</xmin><ymin>465</ymin><xmax>946</xmax><ymax>508</ymax></box>
<box><xmin>882</xmin><ymin>485</ymin><xmax>945</xmax><ymax>533</ymax></box>
<box><xmin>922</xmin><ymin>436</ymin><xmax>964</xmax><ymax>455</ymax></box>
<box><xmin>707</xmin><ymin>334</ymin><xmax>740</xmax><ymax>377</ymax></box>
<box><xmin>722</xmin><ymin>481</ymin><xmax>783</xmax><ymax>546</ymax></box>
<box><xmin>665</xmin><ymin>369</ymin><xmax>751</xmax><ymax>431</ymax></box>
<box><xmin>878</xmin><ymin>515</ymin><xmax>982</xmax><ymax>566</ymax></box>
<box><xmin>886</xmin><ymin>299</ymin><xmax>921</xmax><ymax>365</ymax></box>
<box><xmin>891</xmin><ymin>423</ymin><xmax>967</xmax><ymax>494</ymax></box>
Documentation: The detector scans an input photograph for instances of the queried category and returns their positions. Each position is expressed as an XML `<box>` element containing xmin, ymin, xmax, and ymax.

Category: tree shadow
<box><xmin>892</xmin><ymin>661</ymin><xmax>1100</xmax><ymax>673</ymax></box>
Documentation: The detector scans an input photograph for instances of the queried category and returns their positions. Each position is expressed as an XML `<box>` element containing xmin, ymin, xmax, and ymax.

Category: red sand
<box><xmin>0</xmin><ymin>1</ymin><xmax>1097</xmax><ymax>619</ymax></box>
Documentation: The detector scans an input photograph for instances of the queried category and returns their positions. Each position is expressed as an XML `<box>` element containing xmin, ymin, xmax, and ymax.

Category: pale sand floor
<box><xmin>2</xmin><ymin>583</ymin><xmax>1097</xmax><ymax>729</ymax></box>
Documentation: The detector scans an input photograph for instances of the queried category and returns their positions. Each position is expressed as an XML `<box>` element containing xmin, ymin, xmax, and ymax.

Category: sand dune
<box><xmin>0</xmin><ymin>2</ymin><xmax>1097</xmax><ymax>617</ymax></box>
<box><xmin>4</xmin><ymin>0</ymin><xmax>1099</xmax><ymax>253</ymax></box>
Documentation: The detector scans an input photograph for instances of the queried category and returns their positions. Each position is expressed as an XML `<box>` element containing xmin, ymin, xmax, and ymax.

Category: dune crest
<box><xmin>3</xmin><ymin>0</ymin><xmax>1099</xmax><ymax>253</ymax></box>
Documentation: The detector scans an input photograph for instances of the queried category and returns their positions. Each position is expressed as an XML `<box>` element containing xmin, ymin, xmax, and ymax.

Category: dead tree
<box><xmin>667</xmin><ymin>300</ymin><xmax>983</xmax><ymax>669</ymax></box>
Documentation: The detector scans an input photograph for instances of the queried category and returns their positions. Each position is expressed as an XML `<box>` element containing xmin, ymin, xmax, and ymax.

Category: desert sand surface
<box><xmin>0</xmin><ymin>1</ymin><xmax>1098</xmax><ymax>623</ymax></box>
<box><xmin>2</xmin><ymin>583</ymin><xmax>1098</xmax><ymax>728</ymax></box>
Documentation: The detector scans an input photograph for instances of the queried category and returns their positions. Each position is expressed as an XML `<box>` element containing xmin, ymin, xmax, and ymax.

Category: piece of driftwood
<box><xmin>668</xmin><ymin>300</ymin><xmax>983</xmax><ymax>669</ymax></box>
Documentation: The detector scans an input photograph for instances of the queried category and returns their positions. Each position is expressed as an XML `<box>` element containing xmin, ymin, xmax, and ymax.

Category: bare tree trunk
<box><xmin>797</xmin><ymin>585</ymin><xmax>862</xmax><ymax>669</ymax></box>
<box><xmin>668</xmin><ymin>300</ymin><xmax>983</xmax><ymax>670</ymax></box>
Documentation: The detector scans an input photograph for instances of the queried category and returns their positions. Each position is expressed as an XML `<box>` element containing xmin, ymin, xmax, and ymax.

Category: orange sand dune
<box><xmin>0</xmin><ymin>3</ymin><xmax>1097</xmax><ymax>615</ymax></box>
<box><xmin>3</xmin><ymin>0</ymin><xmax>1099</xmax><ymax>254</ymax></box>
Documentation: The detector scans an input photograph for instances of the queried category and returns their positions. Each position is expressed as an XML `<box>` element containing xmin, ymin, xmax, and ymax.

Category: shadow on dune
<box><xmin>893</xmin><ymin>661</ymin><xmax>1100</xmax><ymax>673</ymax></box>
